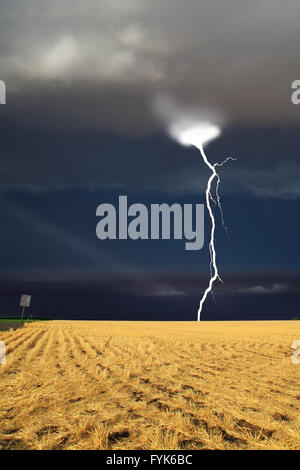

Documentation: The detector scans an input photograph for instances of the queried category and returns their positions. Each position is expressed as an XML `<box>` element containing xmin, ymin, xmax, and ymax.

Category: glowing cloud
<box><xmin>41</xmin><ymin>36</ymin><xmax>79</xmax><ymax>76</ymax></box>
<box><xmin>169</xmin><ymin>121</ymin><xmax>221</xmax><ymax>148</ymax></box>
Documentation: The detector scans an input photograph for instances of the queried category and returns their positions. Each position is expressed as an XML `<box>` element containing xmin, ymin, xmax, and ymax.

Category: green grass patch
<box><xmin>0</xmin><ymin>317</ymin><xmax>49</xmax><ymax>322</ymax></box>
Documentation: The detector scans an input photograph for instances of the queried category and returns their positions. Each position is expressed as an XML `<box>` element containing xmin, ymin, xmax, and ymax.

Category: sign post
<box><xmin>19</xmin><ymin>295</ymin><xmax>31</xmax><ymax>326</ymax></box>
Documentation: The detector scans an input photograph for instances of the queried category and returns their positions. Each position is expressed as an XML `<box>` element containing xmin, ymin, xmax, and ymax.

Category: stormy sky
<box><xmin>0</xmin><ymin>1</ymin><xmax>300</xmax><ymax>320</ymax></box>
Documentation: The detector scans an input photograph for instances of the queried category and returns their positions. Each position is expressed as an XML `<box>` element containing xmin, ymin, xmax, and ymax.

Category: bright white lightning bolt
<box><xmin>169</xmin><ymin>122</ymin><xmax>235</xmax><ymax>321</ymax></box>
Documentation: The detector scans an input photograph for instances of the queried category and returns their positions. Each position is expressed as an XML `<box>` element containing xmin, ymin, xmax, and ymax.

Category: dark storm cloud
<box><xmin>1</xmin><ymin>118</ymin><xmax>300</xmax><ymax>198</ymax></box>
<box><xmin>0</xmin><ymin>269</ymin><xmax>299</xmax><ymax>297</ymax></box>
<box><xmin>1</xmin><ymin>0</ymin><xmax>300</xmax><ymax>129</ymax></box>
<box><xmin>1</xmin><ymin>0</ymin><xmax>300</xmax><ymax>197</ymax></box>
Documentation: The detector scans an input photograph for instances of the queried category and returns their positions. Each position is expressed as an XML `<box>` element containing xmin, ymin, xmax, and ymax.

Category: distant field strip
<box><xmin>0</xmin><ymin>321</ymin><xmax>299</xmax><ymax>450</ymax></box>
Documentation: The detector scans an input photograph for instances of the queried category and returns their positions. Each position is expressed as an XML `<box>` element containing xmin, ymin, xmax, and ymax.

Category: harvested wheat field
<box><xmin>0</xmin><ymin>320</ymin><xmax>300</xmax><ymax>450</ymax></box>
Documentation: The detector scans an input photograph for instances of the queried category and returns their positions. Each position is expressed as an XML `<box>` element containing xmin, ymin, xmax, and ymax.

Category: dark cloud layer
<box><xmin>1</xmin><ymin>272</ymin><xmax>299</xmax><ymax>320</ymax></box>
<box><xmin>1</xmin><ymin>117</ymin><xmax>300</xmax><ymax>198</ymax></box>
<box><xmin>1</xmin><ymin>0</ymin><xmax>300</xmax><ymax>133</ymax></box>
<box><xmin>1</xmin><ymin>271</ymin><xmax>299</xmax><ymax>297</ymax></box>
<box><xmin>1</xmin><ymin>1</ymin><xmax>300</xmax><ymax>198</ymax></box>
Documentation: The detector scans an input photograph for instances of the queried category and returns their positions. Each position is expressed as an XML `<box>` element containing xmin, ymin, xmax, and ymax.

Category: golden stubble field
<box><xmin>0</xmin><ymin>320</ymin><xmax>299</xmax><ymax>450</ymax></box>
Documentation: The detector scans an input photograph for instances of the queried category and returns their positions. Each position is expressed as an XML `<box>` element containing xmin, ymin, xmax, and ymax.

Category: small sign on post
<box><xmin>20</xmin><ymin>295</ymin><xmax>31</xmax><ymax>326</ymax></box>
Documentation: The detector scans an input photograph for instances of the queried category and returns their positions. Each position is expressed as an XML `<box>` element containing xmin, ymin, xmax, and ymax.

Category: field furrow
<box><xmin>0</xmin><ymin>320</ymin><xmax>300</xmax><ymax>450</ymax></box>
